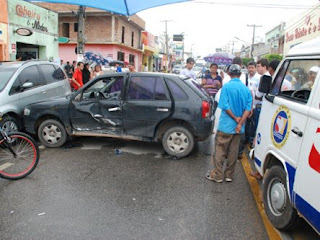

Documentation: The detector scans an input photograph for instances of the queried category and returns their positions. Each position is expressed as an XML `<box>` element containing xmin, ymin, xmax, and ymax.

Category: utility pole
<box><xmin>247</xmin><ymin>24</ymin><xmax>262</xmax><ymax>59</ymax></box>
<box><xmin>161</xmin><ymin>20</ymin><xmax>172</xmax><ymax>71</ymax></box>
<box><xmin>77</xmin><ymin>6</ymin><xmax>86</xmax><ymax>61</ymax></box>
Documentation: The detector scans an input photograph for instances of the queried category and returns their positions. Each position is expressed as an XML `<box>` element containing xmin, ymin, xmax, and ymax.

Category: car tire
<box><xmin>38</xmin><ymin>119</ymin><xmax>67</xmax><ymax>148</ymax></box>
<box><xmin>0</xmin><ymin>116</ymin><xmax>20</xmax><ymax>133</ymax></box>
<box><xmin>263</xmin><ymin>165</ymin><xmax>299</xmax><ymax>230</ymax></box>
<box><xmin>162</xmin><ymin>126</ymin><xmax>194</xmax><ymax>158</ymax></box>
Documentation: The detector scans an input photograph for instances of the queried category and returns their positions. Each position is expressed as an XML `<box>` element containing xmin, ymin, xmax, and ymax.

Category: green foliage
<box><xmin>263</xmin><ymin>54</ymin><xmax>283</xmax><ymax>62</ymax></box>
<box><xmin>242</xmin><ymin>58</ymin><xmax>254</xmax><ymax>66</ymax></box>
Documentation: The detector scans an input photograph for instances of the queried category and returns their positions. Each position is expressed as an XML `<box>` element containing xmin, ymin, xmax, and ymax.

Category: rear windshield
<box><xmin>0</xmin><ymin>67</ymin><xmax>18</xmax><ymax>92</ymax></box>
<box><xmin>183</xmin><ymin>78</ymin><xmax>210</xmax><ymax>98</ymax></box>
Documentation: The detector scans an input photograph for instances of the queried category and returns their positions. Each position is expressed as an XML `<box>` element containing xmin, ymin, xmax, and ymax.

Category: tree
<box><xmin>242</xmin><ymin>58</ymin><xmax>254</xmax><ymax>66</ymax></box>
<box><xmin>263</xmin><ymin>54</ymin><xmax>283</xmax><ymax>62</ymax></box>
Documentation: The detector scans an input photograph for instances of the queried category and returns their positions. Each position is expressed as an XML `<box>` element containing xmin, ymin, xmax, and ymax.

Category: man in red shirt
<box><xmin>71</xmin><ymin>62</ymin><xmax>84</xmax><ymax>90</ymax></box>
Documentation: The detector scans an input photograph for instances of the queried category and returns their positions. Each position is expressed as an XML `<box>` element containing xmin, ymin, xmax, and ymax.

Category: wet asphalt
<box><xmin>0</xmin><ymin>137</ymin><xmax>268</xmax><ymax>240</ymax></box>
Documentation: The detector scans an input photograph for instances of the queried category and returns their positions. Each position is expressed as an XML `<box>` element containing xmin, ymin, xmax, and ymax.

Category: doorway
<box><xmin>17</xmin><ymin>42</ymin><xmax>39</xmax><ymax>60</ymax></box>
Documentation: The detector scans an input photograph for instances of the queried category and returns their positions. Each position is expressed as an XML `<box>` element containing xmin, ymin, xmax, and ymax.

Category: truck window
<box><xmin>271</xmin><ymin>59</ymin><xmax>320</xmax><ymax>104</ymax></box>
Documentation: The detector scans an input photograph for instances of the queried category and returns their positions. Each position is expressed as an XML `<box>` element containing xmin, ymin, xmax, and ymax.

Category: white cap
<box><xmin>309</xmin><ymin>66</ymin><xmax>319</xmax><ymax>73</ymax></box>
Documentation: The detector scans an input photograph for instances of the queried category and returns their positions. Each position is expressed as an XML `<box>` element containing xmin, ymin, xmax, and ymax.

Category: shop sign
<box><xmin>11</xmin><ymin>44</ymin><xmax>16</xmax><ymax>54</ymax></box>
<box><xmin>16</xmin><ymin>4</ymin><xmax>48</xmax><ymax>32</ymax></box>
<box><xmin>141</xmin><ymin>31</ymin><xmax>155</xmax><ymax>48</ymax></box>
<box><xmin>285</xmin><ymin>15</ymin><xmax>320</xmax><ymax>43</ymax></box>
<box><xmin>16</xmin><ymin>28</ymin><xmax>33</xmax><ymax>36</ymax></box>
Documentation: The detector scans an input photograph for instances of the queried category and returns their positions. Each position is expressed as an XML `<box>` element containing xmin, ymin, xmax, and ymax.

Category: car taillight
<box><xmin>202</xmin><ymin>101</ymin><xmax>210</xmax><ymax>118</ymax></box>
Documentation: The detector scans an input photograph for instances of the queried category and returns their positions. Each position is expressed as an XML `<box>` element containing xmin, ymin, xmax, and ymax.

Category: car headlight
<box><xmin>24</xmin><ymin>108</ymin><xmax>31</xmax><ymax>116</ymax></box>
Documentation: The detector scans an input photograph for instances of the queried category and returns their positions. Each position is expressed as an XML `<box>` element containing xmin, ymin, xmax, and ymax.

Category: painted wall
<box><xmin>284</xmin><ymin>3</ymin><xmax>320</xmax><ymax>55</ymax></box>
<box><xmin>0</xmin><ymin>0</ymin><xmax>9</xmax><ymax>61</ymax></box>
<box><xmin>8</xmin><ymin>0</ymin><xmax>58</xmax><ymax>60</ymax></box>
<box><xmin>59</xmin><ymin>44</ymin><xmax>142</xmax><ymax>71</ymax></box>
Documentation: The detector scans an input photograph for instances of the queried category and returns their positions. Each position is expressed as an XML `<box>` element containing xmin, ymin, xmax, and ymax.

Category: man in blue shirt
<box><xmin>206</xmin><ymin>64</ymin><xmax>252</xmax><ymax>183</ymax></box>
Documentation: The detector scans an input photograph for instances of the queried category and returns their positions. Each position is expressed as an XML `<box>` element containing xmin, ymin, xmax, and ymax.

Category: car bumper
<box><xmin>192</xmin><ymin>117</ymin><xmax>214</xmax><ymax>141</ymax></box>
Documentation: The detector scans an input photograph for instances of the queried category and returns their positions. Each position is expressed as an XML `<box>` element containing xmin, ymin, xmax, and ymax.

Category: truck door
<box><xmin>293</xmin><ymin>72</ymin><xmax>320</xmax><ymax>234</ymax></box>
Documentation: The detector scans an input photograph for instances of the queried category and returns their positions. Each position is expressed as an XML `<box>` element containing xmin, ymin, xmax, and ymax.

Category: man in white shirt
<box><xmin>223</xmin><ymin>57</ymin><xmax>247</xmax><ymax>85</ymax></box>
<box><xmin>250</xmin><ymin>58</ymin><xmax>270</xmax><ymax>180</ymax></box>
<box><xmin>180</xmin><ymin>57</ymin><xmax>196</xmax><ymax>80</ymax></box>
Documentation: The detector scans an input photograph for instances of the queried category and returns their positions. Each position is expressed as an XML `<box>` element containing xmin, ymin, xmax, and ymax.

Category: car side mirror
<box><xmin>258</xmin><ymin>75</ymin><xmax>272</xmax><ymax>94</ymax></box>
<box><xmin>22</xmin><ymin>82</ymin><xmax>34</xmax><ymax>89</ymax></box>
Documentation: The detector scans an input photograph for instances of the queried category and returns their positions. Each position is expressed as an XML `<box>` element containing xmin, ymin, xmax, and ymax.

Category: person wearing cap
<box><xmin>206</xmin><ymin>64</ymin><xmax>252</xmax><ymax>183</ymax></box>
<box><xmin>302</xmin><ymin>66</ymin><xmax>319</xmax><ymax>89</ymax></box>
<box><xmin>180</xmin><ymin>57</ymin><xmax>196</xmax><ymax>80</ymax></box>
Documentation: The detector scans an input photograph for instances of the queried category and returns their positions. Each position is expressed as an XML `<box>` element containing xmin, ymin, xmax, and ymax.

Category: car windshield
<box><xmin>0</xmin><ymin>67</ymin><xmax>18</xmax><ymax>92</ymax></box>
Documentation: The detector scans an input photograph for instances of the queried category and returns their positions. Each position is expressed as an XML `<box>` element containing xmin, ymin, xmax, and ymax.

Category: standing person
<box><xmin>116</xmin><ymin>63</ymin><xmax>122</xmax><ymax>72</ymax></box>
<box><xmin>128</xmin><ymin>64</ymin><xmax>136</xmax><ymax>72</ymax></box>
<box><xmin>64</xmin><ymin>61</ymin><xmax>73</xmax><ymax>78</ymax></box>
<box><xmin>71</xmin><ymin>60</ymin><xmax>77</xmax><ymax>75</ymax></box>
<box><xmin>180</xmin><ymin>57</ymin><xmax>196</xmax><ymax>80</ymax></box>
<box><xmin>82</xmin><ymin>63</ymin><xmax>92</xmax><ymax>84</ymax></box>
<box><xmin>223</xmin><ymin>57</ymin><xmax>247</xmax><ymax>85</ymax></box>
<box><xmin>143</xmin><ymin>63</ymin><xmax>148</xmax><ymax>72</ymax></box>
<box><xmin>71</xmin><ymin>62</ymin><xmax>84</xmax><ymax>91</ymax></box>
<box><xmin>249</xmin><ymin>58</ymin><xmax>270</xmax><ymax>180</ymax></box>
<box><xmin>245</xmin><ymin>61</ymin><xmax>261</xmax><ymax>147</ymax></box>
<box><xmin>92</xmin><ymin>64</ymin><xmax>103</xmax><ymax>78</ymax></box>
<box><xmin>206</xmin><ymin>64</ymin><xmax>252</xmax><ymax>183</ymax></box>
<box><xmin>202</xmin><ymin>63</ymin><xmax>222</xmax><ymax>98</ymax></box>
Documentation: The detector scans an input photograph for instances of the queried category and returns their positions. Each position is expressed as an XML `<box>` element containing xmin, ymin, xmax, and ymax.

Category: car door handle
<box><xmin>291</xmin><ymin>128</ymin><xmax>303</xmax><ymax>137</ymax></box>
<box><xmin>108</xmin><ymin>107</ymin><xmax>121</xmax><ymax>112</ymax></box>
<box><xmin>42</xmin><ymin>90</ymin><xmax>47</xmax><ymax>94</ymax></box>
<box><xmin>93</xmin><ymin>114</ymin><xmax>103</xmax><ymax>118</ymax></box>
<box><xmin>157</xmin><ymin>108</ymin><xmax>169</xmax><ymax>112</ymax></box>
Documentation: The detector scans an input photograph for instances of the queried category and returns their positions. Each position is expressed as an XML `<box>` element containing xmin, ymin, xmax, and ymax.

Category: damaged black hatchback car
<box><xmin>23</xmin><ymin>72</ymin><xmax>214</xmax><ymax>158</ymax></box>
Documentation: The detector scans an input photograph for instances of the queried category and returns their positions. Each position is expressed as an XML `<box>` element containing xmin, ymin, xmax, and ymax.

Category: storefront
<box><xmin>8</xmin><ymin>0</ymin><xmax>58</xmax><ymax>61</ymax></box>
<box><xmin>284</xmin><ymin>3</ymin><xmax>320</xmax><ymax>55</ymax></box>
<box><xmin>0</xmin><ymin>0</ymin><xmax>9</xmax><ymax>61</ymax></box>
<box><xmin>141</xmin><ymin>31</ymin><xmax>155</xmax><ymax>71</ymax></box>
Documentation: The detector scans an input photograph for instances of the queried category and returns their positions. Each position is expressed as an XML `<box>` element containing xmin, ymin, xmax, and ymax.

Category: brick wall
<box><xmin>116</xmin><ymin>17</ymin><xmax>140</xmax><ymax>49</ymax></box>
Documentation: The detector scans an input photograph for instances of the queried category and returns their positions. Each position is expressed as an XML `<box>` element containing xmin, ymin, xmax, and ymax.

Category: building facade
<box><xmin>265</xmin><ymin>22</ymin><xmax>286</xmax><ymax>55</ymax></box>
<box><xmin>8</xmin><ymin>0</ymin><xmax>59</xmax><ymax>61</ymax></box>
<box><xmin>0</xmin><ymin>0</ymin><xmax>9</xmax><ymax>61</ymax></box>
<box><xmin>35</xmin><ymin>3</ymin><xmax>145</xmax><ymax>71</ymax></box>
<box><xmin>284</xmin><ymin>3</ymin><xmax>320</xmax><ymax>55</ymax></box>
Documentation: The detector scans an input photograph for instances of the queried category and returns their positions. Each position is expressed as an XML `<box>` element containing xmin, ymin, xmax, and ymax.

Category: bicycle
<box><xmin>0</xmin><ymin>127</ymin><xmax>40</xmax><ymax>180</ymax></box>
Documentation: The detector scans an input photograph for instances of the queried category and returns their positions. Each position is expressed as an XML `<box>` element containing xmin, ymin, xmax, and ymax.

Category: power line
<box><xmin>192</xmin><ymin>1</ymin><xmax>316</xmax><ymax>9</ymax></box>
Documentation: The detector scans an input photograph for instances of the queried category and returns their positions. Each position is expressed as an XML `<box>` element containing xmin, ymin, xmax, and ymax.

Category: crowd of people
<box><xmin>60</xmin><ymin>60</ymin><xmax>136</xmax><ymax>91</ymax></box>
<box><xmin>178</xmin><ymin>56</ymin><xmax>285</xmax><ymax>182</ymax></box>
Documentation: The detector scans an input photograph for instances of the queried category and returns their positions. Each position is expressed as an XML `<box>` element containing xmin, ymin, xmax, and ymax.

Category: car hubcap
<box><xmin>268</xmin><ymin>179</ymin><xmax>286</xmax><ymax>216</ymax></box>
<box><xmin>167</xmin><ymin>131</ymin><xmax>189</xmax><ymax>153</ymax></box>
<box><xmin>2</xmin><ymin>120</ymin><xmax>18</xmax><ymax>133</ymax></box>
<box><xmin>42</xmin><ymin>124</ymin><xmax>62</xmax><ymax>144</ymax></box>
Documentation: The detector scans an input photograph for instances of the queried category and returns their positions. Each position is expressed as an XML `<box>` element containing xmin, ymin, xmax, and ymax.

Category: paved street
<box><xmin>0</xmin><ymin>137</ymin><xmax>268</xmax><ymax>240</ymax></box>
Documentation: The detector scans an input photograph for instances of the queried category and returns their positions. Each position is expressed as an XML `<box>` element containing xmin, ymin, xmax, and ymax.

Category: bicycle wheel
<box><xmin>0</xmin><ymin>132</ymin><xmax>40</xmax><ymax>180</ymax></box>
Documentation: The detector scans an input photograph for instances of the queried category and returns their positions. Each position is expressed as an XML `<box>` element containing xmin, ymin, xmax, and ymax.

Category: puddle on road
<box><xmin>119</xmin><ymin>142</ymin><xmax>164</xmax><ymax>156</ymax></box>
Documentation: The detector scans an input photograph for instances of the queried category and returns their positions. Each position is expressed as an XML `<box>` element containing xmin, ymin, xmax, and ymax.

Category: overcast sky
<box><xmin>137</xmin><ymin>0</ymin><xmax>319</xmax><ymax>57</ymax></box>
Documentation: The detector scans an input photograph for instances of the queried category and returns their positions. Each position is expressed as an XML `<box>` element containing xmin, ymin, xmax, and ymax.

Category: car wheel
<box><xmin>38</xmin><ymin>119</ymin><xmax>67</xmax><ymax>148</ymax></box>
<box><xmin>162</xmin><ymin>126</ymin><xmax>194</xmax><ymax>158</ymax></box>
<box><xmin>0</xmin><ymin>116</ymin><xmax>19</xmax><ymax>133</ymax></box>
<box><xmin>263</xmin><ymin>165</ymin><xmax>299</xmax><ymax>230</ymax></box>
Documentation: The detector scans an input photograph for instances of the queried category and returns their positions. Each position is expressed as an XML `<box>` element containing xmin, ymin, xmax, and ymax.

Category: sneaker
<box><xmin>225</xmin><ymin>177</ymin><xmax>233</xmax><ymax>182</ymax></box>
<box><xmin>205</xmin><ymin>171</ymin><xmax>223</xmax><ymax>183</ymax></box>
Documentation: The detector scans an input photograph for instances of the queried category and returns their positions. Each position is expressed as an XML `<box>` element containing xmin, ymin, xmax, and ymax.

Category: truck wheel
<box><xmin>0</xmin><ymin>116</ymin><xmax>19</xmax><ymax>133</ymax></box>
<box><xmin>263</xmin><ymin>165</ymin><xmax>299</xmax><ymax>230</ymax></box>
<box><xmin>162</xmin><ymin>126</ymin><xmax>194</xmax><ymax>158</ymax></box>
<box><xmin>38</xmin><ymin>119</ymin><xmax>67</xmax><ymax>148</ymax></box>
